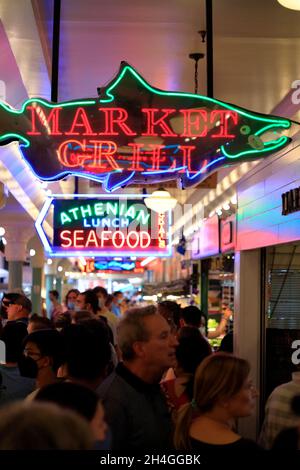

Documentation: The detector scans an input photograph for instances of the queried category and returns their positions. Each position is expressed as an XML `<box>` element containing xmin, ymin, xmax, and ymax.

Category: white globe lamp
<box><xmin>145</xmin><ymin>189</ymin><xmax>177</xmax><ymax>213</ymax></box>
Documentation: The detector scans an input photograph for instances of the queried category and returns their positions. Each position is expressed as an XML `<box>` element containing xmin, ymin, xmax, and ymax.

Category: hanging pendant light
<box><xmin>144</xmin><ymin>189</ymin><xmax>177</xmax><ymax>213</ymax></box>
<box><xmin>277</xmin><ymin>0</ymin><xmax>300</xmax><ymax>10</ymax></box>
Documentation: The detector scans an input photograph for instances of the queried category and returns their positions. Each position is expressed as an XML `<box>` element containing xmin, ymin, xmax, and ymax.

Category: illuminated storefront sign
<box><xmin>35</xmin><ymin>194</ymin><xmax>171</xmax><ymax>257</ymax></box>
<box><xmin>282</xmin><ymin>186</ymin><xmax>300</xmax><ymax>215</ymax></box>
<box><xmin>0</xmin><ymin>62</ymin><xmax>291</xmax><ymax>192</ymax></box>
<box><xmin>79</xmin><ymin>258</ymin><xmax>144</xmax><ymax>273</ymax></box>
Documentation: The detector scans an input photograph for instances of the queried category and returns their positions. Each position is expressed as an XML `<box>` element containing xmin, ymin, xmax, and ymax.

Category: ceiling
<box><xmin>2</xmin><ymin>0</ymin><xmax>300</xmax><ymax>116</ymax></box>
<box><xmin>1</xmin><ymin>0</ymin><xmax>300</xmax><ymax>231</ymax></box>
<box><xmin>33</xmin><ymin>0</ymin><xmax>300</xmax><ymax>115</ymax></box>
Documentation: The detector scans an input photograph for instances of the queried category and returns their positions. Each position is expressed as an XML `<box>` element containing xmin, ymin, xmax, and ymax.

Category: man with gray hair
<box><xmin>97</xmin><ymin>305</ymin><xmax>178</xmax><ymax>451</ymax></box>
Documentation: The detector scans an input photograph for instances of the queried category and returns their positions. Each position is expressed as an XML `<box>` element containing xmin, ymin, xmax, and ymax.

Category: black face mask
<box><xmin>18</xmin><ymin>355</ymin><xmax>38</xmax><ymax>379</ymax></box>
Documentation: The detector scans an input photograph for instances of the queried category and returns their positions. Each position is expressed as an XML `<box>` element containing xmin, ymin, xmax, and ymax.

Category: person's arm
<box><xmin>207</xmin><ymin>307</ymin><xmax>232</xmax><ymax>339</ymax></box>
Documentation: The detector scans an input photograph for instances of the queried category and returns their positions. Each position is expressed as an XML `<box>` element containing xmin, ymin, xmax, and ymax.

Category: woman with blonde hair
<box><xmin>174</xmin><ymin>353</ymin><xmax>261</xmax><ymax>451</ymax></box>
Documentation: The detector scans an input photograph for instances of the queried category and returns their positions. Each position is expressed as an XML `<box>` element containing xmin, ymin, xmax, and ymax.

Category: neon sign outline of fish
<box><xmin>0</xmin><ymin>62</ymin><xmax>292</xmax><ymax>192</ymax></box>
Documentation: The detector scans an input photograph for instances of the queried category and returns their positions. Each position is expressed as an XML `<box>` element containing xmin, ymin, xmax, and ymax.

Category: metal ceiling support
<box><xmin>189</xmin><ymin>52</ymin><xmax>205</xmax><ymax>94</ymax></box>
<box><xmin>51</xmin><ymin>0</ymin><xmax>79</xmax><ymax>194</ymax></box>
<box><xmin>74</xmin><ymin>175</ymin><xmax>79</xmax><ymax>195</ymax></box>
<box><xmin>206</xmin><ymin>0</ymin><xmax>213</xmax><ymax>98</ymax></box>
<box><xmin>51</xmin><ymin>0</ymin><xmax>61</xmax><ymax>102</ymax></box>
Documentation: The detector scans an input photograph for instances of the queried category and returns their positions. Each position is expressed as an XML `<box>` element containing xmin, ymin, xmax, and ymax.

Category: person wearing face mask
<box><xmin>111</xmin><ymin>291</ymin><xmax>124</xmax><ymax>318</ymax></box>
<box><xmin>93</xmin><ymin>286</ymin><xmax>109</xmax><ymax>313</ymax></box>
<box><xmin>64</xmin><ymin>289</ymin><xmax>80</xmax><ymax>312</ymax></box>
<box><xmin>93</xmin><ymin>287</ymin><xmax>118</xmax><ymax>342</ymax></box>
<box><xmin>19</xmin><ymin>329</ymin><xmax>64</xmax><ymax>400</ymax></box>
<box><xmin>0</xmin><ymin>322</ymin><xmax>35</xmax><ymax>404</ymax></box>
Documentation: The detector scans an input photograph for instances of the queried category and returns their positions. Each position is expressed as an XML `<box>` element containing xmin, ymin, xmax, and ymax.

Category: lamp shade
<box><xmin>277</xmin><ymin>0</ymin><xmax>300</xmax><ymax>10</ymax></box>
<box><xmin>144</xmin><ymin>189</ymin><xmax>177</xmax><ymax>213</ymax></box>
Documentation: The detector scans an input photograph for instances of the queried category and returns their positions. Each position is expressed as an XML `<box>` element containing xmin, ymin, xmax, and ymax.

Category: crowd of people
<box><xmin>0</xmin><ymin>288</ymin><xmax>298</xmax><ymax>453</ymax></box>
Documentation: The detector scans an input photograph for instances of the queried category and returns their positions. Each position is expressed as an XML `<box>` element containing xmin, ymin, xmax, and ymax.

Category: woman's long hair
<box><xmin>174</xmin><ymin>353</ymin><xmax>250</xmax><ymax>450</ymax></box>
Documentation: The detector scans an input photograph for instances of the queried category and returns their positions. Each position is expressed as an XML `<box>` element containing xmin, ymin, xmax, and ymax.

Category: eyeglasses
<box><xmin>23</xmin><ymin>349</ymin><xmax>43</xmax><ymax>359</ymax></box>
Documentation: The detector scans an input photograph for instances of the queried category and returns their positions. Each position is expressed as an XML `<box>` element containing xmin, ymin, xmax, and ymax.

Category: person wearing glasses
<box><xmin>1</xmin><ymin>293</ymin><xmax>17</xmax><ymax>322</ymax></box>
<box><xmin>19</xmin><ymin>329</ymin><xmax>64</xmax><ymax>400</ymax></box>
<box><xmin>2</xmin><ymin>294</ymin><xmax>32</xmax><ymax>326</ymax></box>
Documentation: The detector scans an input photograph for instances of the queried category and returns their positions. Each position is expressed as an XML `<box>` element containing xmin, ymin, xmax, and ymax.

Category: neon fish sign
<box><xmin>80</xmin><ymin>258</ymin><xmax>144</xmax><ymax>273</ymax></box>
<box><xmin>0</xmin><ymin>62</ymin><xmax>292</xmax><ymax>191</ymax></box>
<box><xmin>94</xmin><ymin>260</ymin><xmax>136</xmax><ymax>271</ymax></box>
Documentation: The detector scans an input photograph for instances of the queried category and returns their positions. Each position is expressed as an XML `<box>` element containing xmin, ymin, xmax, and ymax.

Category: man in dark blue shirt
<box><xmin>97</xmin><ymin>305</ymin><xmax>178</xmax><ymax>451</ymax></box>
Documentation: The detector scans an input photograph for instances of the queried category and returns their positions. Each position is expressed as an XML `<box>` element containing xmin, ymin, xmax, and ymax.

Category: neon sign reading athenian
<box><xmin>0</xmin><ymin>62</ymin><xmax>292</xmax><ymax>192</ymax></box>
<box><xmin>35</xmin><ymin>195</ymin><xmax>171</xmax><ymax>257</ymax></box>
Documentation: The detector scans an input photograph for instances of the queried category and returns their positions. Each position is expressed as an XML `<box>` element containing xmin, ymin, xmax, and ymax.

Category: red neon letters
<box><xmin>27</xmin><ymin>105</ymin><xmax>238</xmax><ymax>173</ymax></box>
<box><xmin>27</xmin><ymin>106</ymin><xmax>238</xmax><ymax>139</ymax></box>
<box><xmin>60</xmin><ymin>229</ymin><xmax>151</xmax><ymax>250</ymax></box>
<box><xmin>57</xmin><ymin>140</ymin><xmax>121</xmax><ymax>170</ymax></box>
<box><xmin>158</xmin><ymin>213</ymin><xmax>166</xmax><ymax>248</ymax></box>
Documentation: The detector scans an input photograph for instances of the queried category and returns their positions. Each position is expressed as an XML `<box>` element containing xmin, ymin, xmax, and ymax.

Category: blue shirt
<box><xmin>0</xmin><ymin>365</ymin><xmax>35</xmax><ymax>405</ymax></box>
<box><xmin>111</xmin><ymin>304</ymin><xmax>121</xmax><ymax>317</ymax></box>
